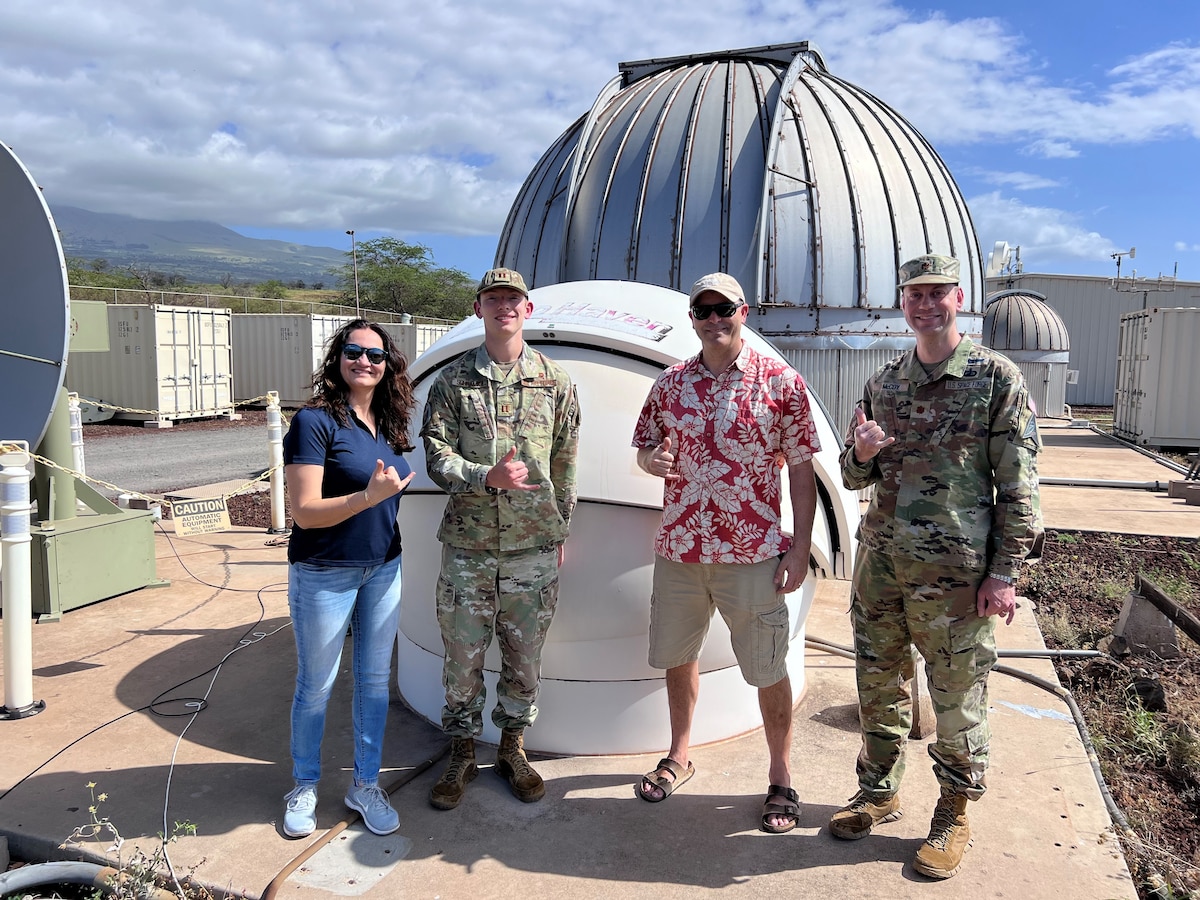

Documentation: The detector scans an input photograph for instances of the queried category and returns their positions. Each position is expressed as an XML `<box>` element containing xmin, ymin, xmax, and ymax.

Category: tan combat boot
<box><xmin>829</xmin><ymin>789</ymin><xmax>903</xmax><ymax>840</ymax></box>
<box><xmin>495</xmin><ymin>728</ymin><xmax>545</xmax><ymax>802</ymax></box>
<box><xmin>429</xmin><ymin>737</ymin><xmax>478</xmax><ymax>810</ymax></box>
<box><xmin>913</xmin><ymin>789</ymin><xmax>972</xmax><ymax>879</ymax></box>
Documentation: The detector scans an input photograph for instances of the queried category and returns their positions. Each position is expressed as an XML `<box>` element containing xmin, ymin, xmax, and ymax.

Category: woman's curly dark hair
<box><xmin>309</xmin><ymin>319</ymin><xmax>415</xmax><ymax>452</ymax></box>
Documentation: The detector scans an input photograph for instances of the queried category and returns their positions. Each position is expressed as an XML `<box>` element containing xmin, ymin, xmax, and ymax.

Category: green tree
<box><xmin>256</xmin><ymin>279</ymin><xmax>289</xmax><ymax>299</ymax></box>
<box><xmin>339</xmin><ymin>237</ymin><xmax>475</xmax><ymax>321</ymax></box>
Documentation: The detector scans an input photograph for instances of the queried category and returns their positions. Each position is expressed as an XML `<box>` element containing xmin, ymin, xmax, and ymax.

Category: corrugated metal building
<box><xmin>497</xmin><ymin>41</ymin><xmax>981</xmax><ymax>435</ymax></box>
<box><xmin>984</xmin><ymin>272</ymin><xmax>1200</xmax><ymax>407</ymax></box>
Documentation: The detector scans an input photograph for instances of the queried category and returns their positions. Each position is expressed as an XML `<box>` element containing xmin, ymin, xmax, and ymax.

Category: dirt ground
<box><xmin>1021</xmin><ymin>531</ymin><xmax>1200</xmax><ymax>899</ymax></box>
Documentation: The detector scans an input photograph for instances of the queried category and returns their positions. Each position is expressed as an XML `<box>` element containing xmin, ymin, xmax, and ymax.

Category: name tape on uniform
<box><xmin>172</xmin><ymin>497</ymin><xmax>232</xmax><ymax>536</ymax></box>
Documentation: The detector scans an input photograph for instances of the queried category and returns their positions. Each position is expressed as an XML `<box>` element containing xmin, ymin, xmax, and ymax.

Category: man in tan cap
<box><xmin>421</xmin><ymin>267</ymin><xmax>581</xmax><ymax>811</ymax></box>
<box><xmin>631</xmin><ymin>271</ymin><xmax>820</xmax><ymax>835</ymax></box>
<box><xmin>829</xmin><ymin>253</ymin><xmax>1041</xmax><ymax>879</ymax></box>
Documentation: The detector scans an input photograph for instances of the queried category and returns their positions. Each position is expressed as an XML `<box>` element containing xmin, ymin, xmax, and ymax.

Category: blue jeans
<box><xmin>288</xmin><ymin>556</ymin><xmax>402</xmax><ymax>787</ymax></box>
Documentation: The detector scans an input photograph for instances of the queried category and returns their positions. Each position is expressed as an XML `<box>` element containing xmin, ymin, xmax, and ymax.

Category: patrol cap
<box><xmin>897</xmin><ymin>254</ymin><xmax>960</xmax><ymax>288</ymax></box>
<box><xmin>476</xmin><ymin>267</ymin><xmax>529</xmax><ymax>298</ymax></box>
<box><xmin>688</xmin><ymin>272</ymin><xmax>745</xmax><ymax>305</ymax></box>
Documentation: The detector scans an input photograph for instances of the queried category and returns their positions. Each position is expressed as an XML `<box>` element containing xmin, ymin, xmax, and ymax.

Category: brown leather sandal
<box><xmin>636</xmin><ymin>757</ymin><xmax>695</xmax><ymax>802</ymax></box>
<box><xmin>761</xmin><ymin>784</ymin><xmax>801</xmax><ymax>833</ymax></box>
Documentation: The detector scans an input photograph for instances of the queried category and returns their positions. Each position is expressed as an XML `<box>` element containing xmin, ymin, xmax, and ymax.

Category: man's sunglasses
<box><xmin>342</xmin><ymin>344</ymin><xmax>387</xmax><ymax>365</ymax></box>
<box><xmin>690</xmin><ymin>301</ymin><xmax>744</xmax><ymax>320</ymax></box>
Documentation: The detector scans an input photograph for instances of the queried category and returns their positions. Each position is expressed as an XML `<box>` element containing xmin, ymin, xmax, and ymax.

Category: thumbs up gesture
<box><xmin>486</xmin><ymin>446</ymin><xmax>540</xmax><ymax>492</ymax></box>
<box><xmin>647</xmin><ymin>436</ymin><xmax>681</xmax><ymax>481</ymax></box>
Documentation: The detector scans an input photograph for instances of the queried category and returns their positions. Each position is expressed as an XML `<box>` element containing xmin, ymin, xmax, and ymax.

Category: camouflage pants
<box><xmin>435</xmin><ymin>544</ymin><xmax>560</xmax><ymax>737</ymax></box>
<box><xmin>850</xmin><ymin>546</ymin><xmax>997</xmax><ymax>799</ymax></box>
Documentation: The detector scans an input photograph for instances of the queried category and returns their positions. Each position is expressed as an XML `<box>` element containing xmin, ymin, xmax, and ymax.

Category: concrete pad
<box><xmin>7</xmin><ymin>417</ymin><xmax>1188</xmax><ymax>898</ymax></box>
<box><xmin>0</xmin><ymin>528</ymin><xmax>1138</xmax><ymax>899</ymax></box>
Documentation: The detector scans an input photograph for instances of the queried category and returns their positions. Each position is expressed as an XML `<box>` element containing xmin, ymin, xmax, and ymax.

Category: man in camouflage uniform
<box><xmin>829</xmin><ymin>254</ymin><xmax>1041</xmax><ymax>879</ymax></box>
<box><xmin>420</xmin><ymin>267</ymin><xmax>580</xmax><ymax>810</ymax></box>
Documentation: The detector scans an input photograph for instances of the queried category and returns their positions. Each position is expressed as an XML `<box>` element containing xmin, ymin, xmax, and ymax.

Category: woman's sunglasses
<box><xmin>342</xmin><ymin>343</ymin><xmax>387</xmax><ymax>365</ymax></box>
<box><xmin>690</xmin><ymin>301</ymin><xmax>744</xmax><ymax>320</ymax></box>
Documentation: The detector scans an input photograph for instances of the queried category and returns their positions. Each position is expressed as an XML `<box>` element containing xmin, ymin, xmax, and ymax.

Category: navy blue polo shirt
<box><xmin>283</xmin><ymin>405</ymin><xmax>411</xmax><ymax>566</ymax></box>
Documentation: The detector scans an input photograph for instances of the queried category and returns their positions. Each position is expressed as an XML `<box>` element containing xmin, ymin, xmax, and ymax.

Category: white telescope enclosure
<box><xmin>396</xmin><ymin>279</ymin><xmax>858</xmax><ymax>754</ymax></box>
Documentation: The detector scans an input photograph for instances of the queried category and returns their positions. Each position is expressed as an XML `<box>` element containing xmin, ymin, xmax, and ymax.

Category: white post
<box><xmin>266</xmin><ymin>392</ymin><xmax>288</xmax><ymax>534</ymax></box>
<box><xmin>69</xmin><ymin>392</ymin><xmax>87</xmax><ymax>512</ymax></box>
<box><xmin>1</xmin><ymin>440</ymin><xmax>45</xmax><ymax>719</ymax></box>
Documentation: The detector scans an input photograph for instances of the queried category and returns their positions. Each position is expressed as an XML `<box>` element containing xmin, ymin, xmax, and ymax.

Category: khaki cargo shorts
<box><xmin>648</xmin><ymin>554</ymin><xmax>789</xmax><ymax>688</ymax></box>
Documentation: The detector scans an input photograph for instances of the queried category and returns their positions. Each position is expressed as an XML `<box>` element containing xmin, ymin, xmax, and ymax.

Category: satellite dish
<box><xmin>0</xmin><ymin>141</ymin><xmax>70</xmax><ymax>447</ymax></box>
<box><xmin>984</xmin><ymin>240</ymin><xmax>1011</xmax><ymax>279</ymax></box>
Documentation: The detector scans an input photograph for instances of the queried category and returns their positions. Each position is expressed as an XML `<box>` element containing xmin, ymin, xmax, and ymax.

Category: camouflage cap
<box><xmin>897</xmin><ymin>254</ymin><xmax>960</xmax><ymax>288</ymax></box>
<box><xmin>477</xmin><ymin>267</ymin><xmax>529</xmax><ymax>298</ymax></box>
<box><xmin>688</xmin><ymin>272</ymin><xmax>745</xmax><ymax>305</ymax></box>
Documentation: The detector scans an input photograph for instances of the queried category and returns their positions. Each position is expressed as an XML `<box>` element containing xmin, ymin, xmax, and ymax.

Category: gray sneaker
<box><xmin>345</xmin><ymin>783</ymin><xmax>400</xmax><ymax>835</ymax></box>
<box><xmin>283</xmin><ymin>784</ymin><xmax>317</xmax><ymax>838</ymax></box>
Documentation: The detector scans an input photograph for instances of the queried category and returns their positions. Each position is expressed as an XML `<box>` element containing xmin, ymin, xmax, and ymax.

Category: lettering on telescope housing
<box><xmin>528</xmin><ymin>302</ymin><xmax>673</xmax><ymax>341</ymax></box>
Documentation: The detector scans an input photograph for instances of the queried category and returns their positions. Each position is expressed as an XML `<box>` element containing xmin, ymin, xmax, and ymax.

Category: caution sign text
<box><xmin>173</xmin><ymin>497</ymin><xmax>232</xmax><ymax>536</ymax></box>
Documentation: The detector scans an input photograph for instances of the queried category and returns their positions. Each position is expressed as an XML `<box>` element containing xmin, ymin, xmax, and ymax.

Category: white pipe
<box><xmin>266</xmin><ymin>392</ymin><xmax>288</xmax><ymax>534</ymax></box>
<box><xmin>1</xmin><ymin>440</ymin><xmax>43</xmax><ymax>718</ymax></box>
<box><xmin>68</xmin><ymin>392</ymin><xmax>87</xmax><ymax>512</ymax></box>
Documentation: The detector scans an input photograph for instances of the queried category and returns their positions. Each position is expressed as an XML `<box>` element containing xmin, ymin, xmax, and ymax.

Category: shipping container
<box><xmin>1113</xmin><ymin>307</ymin><xmax>1200</xmax><ymax>449</ymax></box>
<box><xmin>231</xmin><ymin>314</ymin><xmax>350</xmax><ymax>406</ymax></box>
<box><xmin>65</xmin><ymin>304</ymin><xmax>234</xmax><ymax>426</ymax></box>
<box><xmin>379</xmin><ymin>321</ymin><xmax>457</xmax><ymax>365</ymax></box>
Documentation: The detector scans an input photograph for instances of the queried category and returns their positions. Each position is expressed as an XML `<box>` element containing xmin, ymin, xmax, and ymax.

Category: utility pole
<box><xmin>346</xmin><ymin>230</ymin><xmax>361</xmax><ymax>317</ymax></box>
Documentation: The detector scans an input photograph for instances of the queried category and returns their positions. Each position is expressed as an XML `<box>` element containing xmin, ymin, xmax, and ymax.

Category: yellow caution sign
<box><xmin>172</xmin><ymin>497</ymin><xmax>232</xmax><ymax>535</ymax></box>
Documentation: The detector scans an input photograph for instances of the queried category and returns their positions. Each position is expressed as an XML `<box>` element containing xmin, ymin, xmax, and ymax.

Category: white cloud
<box><xmin>968</xmin><ymin>191</ymin><xmax>1119</xmax><ymax>267</ymax></box>
<box><xmin>979</xmin><ymin>170</ymin><xmax>1062</xmax><ymax>190</ymax></box>
<box><xmin>1021</xmin><ymin>141</ymin><xmax>1080</xmax><ymax>160</ymax></box>
<box><xmin>0</xmin><ymin>0</ymin><xmax>1197</xmax><ymax>253</ymax></box>
<box><xmin>1175</xmin><ymin>241</ymin><xmax>1200</xmax><ymax>252</ymax></box>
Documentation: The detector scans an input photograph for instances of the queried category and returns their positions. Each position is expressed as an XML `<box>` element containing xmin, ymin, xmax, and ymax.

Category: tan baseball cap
<box><xmin>897</xmin><ymin>254</ymin><xmax>960</xmax><ymax>288</ymax></box>
<box><xmin>477</xmin><ymin>267</ymin><xmax>529</xmax><ymax>297</ymax></box>
<box><xmin>688</xmin><ymin>272</ymin><xmax>745</xmax><ymax>305</ymax></box>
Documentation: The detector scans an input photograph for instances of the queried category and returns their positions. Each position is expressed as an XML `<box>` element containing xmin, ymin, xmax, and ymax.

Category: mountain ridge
<box><xmin>53</xmin><ymin>206</ymin><xmax>347</xmax><ymax>284</ymax></box>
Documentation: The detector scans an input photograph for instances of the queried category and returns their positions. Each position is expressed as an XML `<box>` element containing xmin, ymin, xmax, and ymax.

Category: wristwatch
<box><xmin>989</xmin><ymin>572</ymin><xmax>1016</xmax><ymax>585</ymax></box>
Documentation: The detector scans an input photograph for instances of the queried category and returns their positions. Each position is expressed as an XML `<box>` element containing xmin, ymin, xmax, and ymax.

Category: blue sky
<box><xmin>2</xmin><ymin>0</ymin><xmax>1198</xmax><ymax>283</ymax></box>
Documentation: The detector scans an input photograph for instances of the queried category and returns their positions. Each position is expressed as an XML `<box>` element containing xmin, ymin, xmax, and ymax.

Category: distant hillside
<box><xmin>52</xmin><ymin>206</ymin><xmax>347</xmax><ymax>285</ymax></box>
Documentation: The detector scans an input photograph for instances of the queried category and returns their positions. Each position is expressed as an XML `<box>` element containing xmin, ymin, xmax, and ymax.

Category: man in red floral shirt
<box><xmin>631</xmin><ymin>272</ymin><xmax>820</xmax><ymax>834</ymax></box>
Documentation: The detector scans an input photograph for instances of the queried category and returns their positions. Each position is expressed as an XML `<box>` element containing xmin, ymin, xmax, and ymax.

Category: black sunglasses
<box><xmin>342</xmin><ymin>343</ymin><xmax>387</xmax><ymax>365</ymax></box>
<box><xmin>690</xmin><ymin>301</ymin><xmax>744</xmax><ymax>320</ymax></box>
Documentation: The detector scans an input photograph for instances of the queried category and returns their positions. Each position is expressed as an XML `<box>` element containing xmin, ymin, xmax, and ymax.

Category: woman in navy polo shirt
<box><xmin>281</xmin><ymin>319</ymin><xmax>415</xmax><ymax>838</ymax></box>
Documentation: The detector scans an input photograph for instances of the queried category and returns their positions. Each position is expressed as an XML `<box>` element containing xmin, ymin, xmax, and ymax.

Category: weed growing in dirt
<box><xmin>60</xmin><ymin>782</ymin><xmax>218</xmax><ymax>900</ymax></box>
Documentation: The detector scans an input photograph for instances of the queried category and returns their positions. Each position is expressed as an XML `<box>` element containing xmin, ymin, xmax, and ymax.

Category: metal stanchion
<box><xmin>266</xmin><ymin>392</ymin><xmax>289</xmax><ymax>534</ymax></box>
<box><xmin>1</xmin><ymin>441</ymin><xmax>46</xmax><ymax>719</ymax></box>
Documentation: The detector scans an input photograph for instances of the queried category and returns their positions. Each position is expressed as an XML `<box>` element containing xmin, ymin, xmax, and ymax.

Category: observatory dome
<box><xmin>983</xmin><ymin>288</ymin><xmax>1069</xmax><ymax>352</ymax></box>
<box><xmin>983</xmin><ymin>288</ymin><xmax>1072</xmax><ymax>417</ymax></box>
<box><xmin>497</xmin><ymin>41</ymin><xmax>982</xmax><ymax>332</ymax></box>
